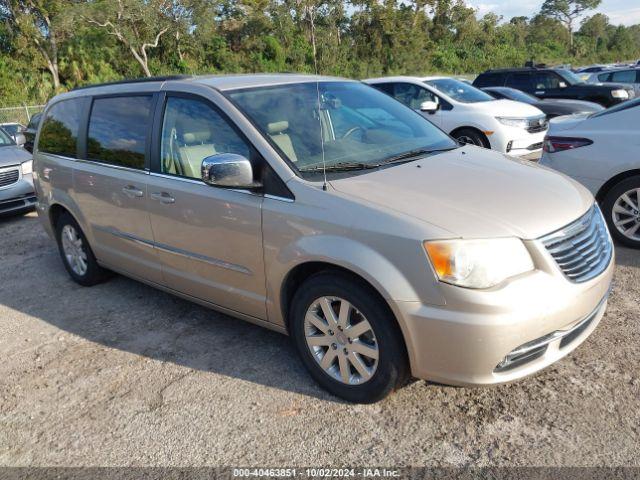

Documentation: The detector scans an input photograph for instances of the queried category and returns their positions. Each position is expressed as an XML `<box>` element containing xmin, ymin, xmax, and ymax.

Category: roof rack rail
<box><xmin>71</xmin><ymin>75</ymin><xmax>192</xmax><ymax>91</ymax></box>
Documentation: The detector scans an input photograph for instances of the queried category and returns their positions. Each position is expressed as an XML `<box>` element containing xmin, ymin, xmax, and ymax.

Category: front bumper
<box><xmin>489</xmin><ymin>126</ymin><xmax>547</xmax><ymax>157</ymax></box>
<box><xmin>0</xmin><ymin>170</ymin><xmax>36</xmax><ymax>216</ymax></box>
<box><xmin>396</xmin><ymin>240</ymin><xmax>614</xmax><ymax>386</ymax></box>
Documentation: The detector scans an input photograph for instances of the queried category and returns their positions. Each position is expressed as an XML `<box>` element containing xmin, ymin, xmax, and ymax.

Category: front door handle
<box><xmin>122</xmin><ymin>185</ymin><xmax>144</xmax><ymax>198</ymax></box>
<box><xmin>151</xmin><ymin>192</ymin><xmax>176</xmax><ymax>204</ymax></box>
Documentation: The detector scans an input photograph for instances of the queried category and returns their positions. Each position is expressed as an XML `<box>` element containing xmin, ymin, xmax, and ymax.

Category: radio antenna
<box><xmin>309</xmin><ymin>4</ymin><xmax>328</xmax><ymax>191</ymax></box>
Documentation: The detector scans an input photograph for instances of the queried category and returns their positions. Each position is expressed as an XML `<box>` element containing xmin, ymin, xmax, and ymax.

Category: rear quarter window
<box><xmin>38</xmin><ymin>99</ymin><xmax>83</xmax><ymax>158</ymax></box>
<box><xmin>87</xmin><ymin>96</ymin><xmax>153</xmax><ymax>169</ymax></box>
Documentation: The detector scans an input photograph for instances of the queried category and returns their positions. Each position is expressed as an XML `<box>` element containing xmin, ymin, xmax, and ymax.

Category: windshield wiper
<box><xmin>377</xmin><ymin>146</ymin><xmax>456</xmax><ymax>166</ymax></box>
<box><xmin>299</xmin><ymin>162</ymin><xmax>379</xmax><ymax>173</ymax></box>
<box><xmin>299</xmin><ymin>146</ymin><xmax>457</xmax><ymax>173</ymax></box>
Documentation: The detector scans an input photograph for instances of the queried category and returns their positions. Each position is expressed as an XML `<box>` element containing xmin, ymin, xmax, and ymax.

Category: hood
<box><xmin>0</xmin><ymin>145</ymin><xmax>31</xmax><ymax>167</ymax></box>
<box><xmin>539</xmin><ymin>98</ymin><xmax>603</xmax><ymax>111</ymax></box>
<box><xmin>470</xmin><ymin>99</ymin><xmax>544</xmax><ymax>117</ymax></box>
<box><xmin>330</xmin><ymin>146</ymin><xmax>593</xmax><ymax>240</ymax></box>
<box><xmin>548</xmin><ymin>113</ymin><xmax>591</xmax><ymax>133</ymax></box>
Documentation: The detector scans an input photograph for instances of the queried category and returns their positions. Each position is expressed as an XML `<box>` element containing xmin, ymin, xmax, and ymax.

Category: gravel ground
<box><xmin>0</xmin><ymin>211</ymin><xmax>638</xmax><ymax>467</ymax></box>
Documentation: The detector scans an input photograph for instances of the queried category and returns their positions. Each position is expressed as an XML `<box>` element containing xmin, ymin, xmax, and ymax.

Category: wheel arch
<box><xmin>280</xmin><ymin>260</ymin><xmax>411</xmax><ymax>366</ymax></box>
<box><xmin>449</xmin><ymin>126</ymin><xmax>490</xmax><ymax>148</ymax></box>
<box><xmin>595</xmin><ymin>169</ymin><xmax>640</xmax><ymax>203</ymax></box>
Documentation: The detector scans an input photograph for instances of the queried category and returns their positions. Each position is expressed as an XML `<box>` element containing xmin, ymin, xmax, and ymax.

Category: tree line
<box><xmin>1</xmin><ymin>0</ymin><xmax>639</xmax><ymax>107</ymax></box>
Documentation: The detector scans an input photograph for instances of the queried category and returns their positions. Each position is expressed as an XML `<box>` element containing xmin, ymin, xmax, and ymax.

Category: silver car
<box><xmin>33</xmin><ymin>75</ymin><xmax>614</xmax><ymax>402</ymax></box>
<box><xmin>0</xmin><ymin>127</ymin><xmax>35</xmax><ymax>216</ymax></box>
<box><xmin>0</xmin><ymin>123</ymin><xmax>27</xmax><ymax>147</ymax></box>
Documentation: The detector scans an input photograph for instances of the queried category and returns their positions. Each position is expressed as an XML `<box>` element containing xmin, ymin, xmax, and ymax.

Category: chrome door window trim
<box><xmin>38</xmin><ymin>152</ymin><xmax>78</xmax><ymax>163</ymax></box>
<box><xmin>75</xmin><ymin>158</ymin><xmax>150</xmax><ymax>174</ymax></box>
<box><xmin>149</xmin><ymin>172</ymin><xmax>294</xmax><ymax>202</ymax></box>
<box><xmin>93</xmin><ymin>224</ymin><xmax>252</xmax><ymax>275</ymax></box>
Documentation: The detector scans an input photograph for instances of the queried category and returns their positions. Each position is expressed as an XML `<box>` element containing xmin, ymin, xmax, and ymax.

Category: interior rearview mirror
<box><xmin>420</xmin><ymin>100</ymin><xmax>440</xmax><ymax>114</ymax></box>
<box><xmin>201</xmin><ymin>153</ymin><xmax>261</xmax><ymax>189</ymax></box>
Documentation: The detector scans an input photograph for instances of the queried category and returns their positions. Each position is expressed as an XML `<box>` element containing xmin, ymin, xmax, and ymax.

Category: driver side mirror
<box><xmin>420</xmin><ymin>100</ymin><xmax>440</xmax><ymax>114</ymax></box>
<box><xmin>201</xmin><ymin>153</ymin><xmax>261</xmax><ymax>189</ymax></box>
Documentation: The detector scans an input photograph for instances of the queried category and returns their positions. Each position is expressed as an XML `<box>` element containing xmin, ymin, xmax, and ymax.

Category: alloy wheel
<box><xmin>61</xmin><ymin>224</ymin><xmax>88</xmax><ymax>276</ymax></box>
<box><xmin>457</xmin><ymin>135</ymin><xmax>479</xmax><ymax>146</ymax></box>
<box><xmin>304</xmin><ymin>296</ymin><xmax>379</xmax><ymax>385</ymax></box>
<box><xmin>612</xmin><ymin>188</ymin><xmax>640</xmax><ymax>241</ymax></box>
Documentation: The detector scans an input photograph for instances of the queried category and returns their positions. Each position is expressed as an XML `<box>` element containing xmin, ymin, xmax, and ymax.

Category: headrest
<box><xmin>182</xmin><ymin>131</ymin><xmax>211</xmax><ymax>143</ymax></box>
<box><xmin>267</xmin><ymin>121</ymin><xmax>289</xmax><ymax>135</ymax></box>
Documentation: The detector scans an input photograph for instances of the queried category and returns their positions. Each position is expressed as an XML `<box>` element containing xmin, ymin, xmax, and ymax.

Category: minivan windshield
<box><xmin>425</xmin><ymin>78</ymin><xmax>494</xmax><ymax>103</ymax></box>
<box><xmin>0</xmin><ymin>128</ymin><xmax>14</xmax><ymax>146</ymax></box>
<box><xmin>227</xmin><ymin>81</ymin><xmax>457</xmax><ymax>178</ymax></box>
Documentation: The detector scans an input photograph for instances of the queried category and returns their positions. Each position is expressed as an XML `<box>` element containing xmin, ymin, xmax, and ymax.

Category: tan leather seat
<box><xmin>268</xmin><ymin>121</ymin><xmax>297</xmax><ymax>162</ymax></box>
<box><xmin>178</xmin><ymin>131</ymin><xmax>217</xmax><ymax>178</ymax></box>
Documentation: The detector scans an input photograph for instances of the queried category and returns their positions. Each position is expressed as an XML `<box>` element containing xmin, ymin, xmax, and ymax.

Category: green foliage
<box><xmin>0</xmin><ymin>0</ymin><xmax>639</xmax><ymax>106</ymax></box>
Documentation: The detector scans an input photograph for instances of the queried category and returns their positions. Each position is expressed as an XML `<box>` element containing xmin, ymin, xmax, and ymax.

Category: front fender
<box><xmin>264</xmin><ymin>233</ymin><xmax>445</xmax><ymax>326</ymax></box>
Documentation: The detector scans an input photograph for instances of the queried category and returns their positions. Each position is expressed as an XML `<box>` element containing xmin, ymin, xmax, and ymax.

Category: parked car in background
<box><xmin>540</xmin><ymin>98</ymin><xmax>640</xmax><ymax>248</ymax></box>
<box><xmin>365</xmin><ymin>76</ymin><xmax>547</xmax><ymax>157</ymax></box>
<box><xmin>0</xmin><ymin>123</ymin><xmax>26</xmax><ymax>146</ymax></box>
<box><xmin>33</xmin><ymin>74</ymin><xmax>613</xmax><ymax>403</ymax></box>
<box><xmin>585</xmin><ymin>68</ymin><xmax>640</xmax><ymax>98</ymax></box>
<box><xmin>0</xmin><ymin>127</ymin><xmax>36</xmax><ymax>216</ymax></box>
<box><xmin>482</xmin><ymin>87</ymin><xmax>604</xmax><ymax>119</ymax></box>
<box><xmin>575</xmin><ymin>65</ymin><xmax>610</xmax><ymax>74</ymax></box>
<box><xmin>473</xmin><ymin>67</ymin><xmax>635</xmax><ymax>107</ymax></box>
<box><xmin>23</xmin><ymin>112</ymin><xmax>42</xmax><ymax>153</ymax></box>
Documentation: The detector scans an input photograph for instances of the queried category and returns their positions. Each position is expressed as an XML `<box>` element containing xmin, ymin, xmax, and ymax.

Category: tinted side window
<box><xmin>372</xmin><ymin>83</ymin><xmax>395</xmax><ymax>95</ymax></box>
<box><xmin>610</xmin><ymin>70</ymin><xmax>636</xmax><ymax>83</ymax></box>
<box><xmin>87</xmin><ymin>96</ymin><xmax>152</xmax><ymax>169</ymax></box>
<box><xmin>38</xmin><ymin>99</ymin><xmax>83</xmax><ymax>158</ymax></box>
<box><xmin>532</xmin><ymin>72</ymin><xmax>562</xmax><ymax>89</ymax></box>
<box><xmin>505</xmin><ymin>73</ymin><xmax>532</xmax><ymax>90</ymax></box>
<box><xmin>597</xmin><ymin>72</ymin><xmax>612</xmax><ymax>82</ymax></box>
<box><xmin>473</xmin><ymin>73</ymin><xmax>503</xmax><ymax>87</ymax></box>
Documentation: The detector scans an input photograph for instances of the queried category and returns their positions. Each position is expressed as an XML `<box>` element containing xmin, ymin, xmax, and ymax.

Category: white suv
<box><xmin>365</xmin><ymin>76</ymin><xmax>548</xmax><ymax>158</ymax></box>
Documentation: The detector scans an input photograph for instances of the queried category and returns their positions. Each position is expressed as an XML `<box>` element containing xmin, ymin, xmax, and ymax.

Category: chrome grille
<box><xmin>0</xmin><ymin>167</ymin><xmax>19</xmax><ymax>188</ymax></box>
<box><xmin>540</xmin><ymin>206</ymin><xmax>612</xmax><ymax>283</ymax></box>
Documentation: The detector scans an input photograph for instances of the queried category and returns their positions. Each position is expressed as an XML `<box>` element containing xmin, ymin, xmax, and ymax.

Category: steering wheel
<box><xmin>342</xmin><ymin>126</ymin><xmax>364</xmax><ymax>139</ymax></box>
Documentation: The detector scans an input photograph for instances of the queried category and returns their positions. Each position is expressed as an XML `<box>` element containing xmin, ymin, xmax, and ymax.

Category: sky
<box><xmin>464</xmin><ymin>0</ymin><xmax>640</xmax><ymax>26</ymax></box>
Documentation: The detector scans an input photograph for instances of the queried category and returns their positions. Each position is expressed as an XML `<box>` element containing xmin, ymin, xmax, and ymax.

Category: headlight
<box><xmin>611</xmin><ymin>89</ymin><xmax>629</xmax><ymax>99</ymax></box>
<box><xmin>21</xmin><ymin>160</ymin><xmax>33</xmax><ymax>175</ymax></box>
<box><xmin>424</xmin><ymin>238</ymin><xmax>534</xmax><ymax>289</ymax></box>
<box><xmin>495</xmin><ymin>117</ymin><xmax>530</xmax><ymax>129</ymax></box>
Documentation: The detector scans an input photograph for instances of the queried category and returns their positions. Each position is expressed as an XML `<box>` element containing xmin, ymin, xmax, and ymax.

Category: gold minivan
<box><xmin>33</xmin><ymin>75</ymin><xmax>614</xmax><ymax>403</ymax></box>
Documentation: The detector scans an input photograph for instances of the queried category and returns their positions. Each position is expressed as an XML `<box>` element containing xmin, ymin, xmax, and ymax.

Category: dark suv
<box><xmin>473</xmin><ymin>67</ymin><xmax>635</xmax><ymax>107</ymax></box>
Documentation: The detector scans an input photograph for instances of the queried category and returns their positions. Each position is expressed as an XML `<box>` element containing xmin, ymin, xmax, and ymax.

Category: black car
<box><xmin>23</xmin><ymin>112</ymin><xmax>42</xmax><ymax>153</ymax></box>
<box><xmin>482</xmin><ymin>86</ymin><xmax>604</xmax><ymax>118</ymax></box>
<box><xmin>473</xmin><ymin>67</ymin><xmax>635</xmax><ymax>107</ymax></box>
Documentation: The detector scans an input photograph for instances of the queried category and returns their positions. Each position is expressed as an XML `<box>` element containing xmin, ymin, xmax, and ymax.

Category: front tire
<box><xmin>55</xmin><ymin>212</ymin><xmax>110</xmax><ymax>286</ymax></box>
<box><xmin>453</xmin><ymin>128</ymin><xmax>487</xmax><ymax>148</ymax></box>
<box><xmin>602</xmin><ymin>175</ymin><xmax>640</xmax><ymax>249</ymax></box>
<box><xmin>289</xmin><ymin>272</ymin><xmax>409</xmax><ymax>403</ymax></box>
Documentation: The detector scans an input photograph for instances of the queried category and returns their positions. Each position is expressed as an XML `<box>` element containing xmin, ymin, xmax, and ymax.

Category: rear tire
<box><xmin>289</xmin><ymin>272</ymin><xmax>409</xmax><ymax>403</ymax></box>
<box><xmin>55</xmin><ymin>212</ymin><xmax>110</xmax><ymax>286</ymax></box>
<box><xmin>453</xmin><ymin>128</ymin><xmax>487</xmax><ymax>148</ymax></box>
<box><xmin>602</xmin><ymin>176</ymin><xmax>640</xmax><ymax>249</ymax></box>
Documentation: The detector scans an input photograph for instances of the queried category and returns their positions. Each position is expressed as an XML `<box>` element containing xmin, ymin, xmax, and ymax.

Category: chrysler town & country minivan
<box><xmin>33</xmin><ymin>75</ymin><xmax>614</xmax><ymax>403</ymax></box>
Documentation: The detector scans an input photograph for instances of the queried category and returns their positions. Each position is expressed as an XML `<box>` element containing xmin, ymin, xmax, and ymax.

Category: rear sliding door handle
<box><xmin>150</xmin><ymin>192</ymin><xmax>176</xmax><ymax>204</ymax></box>
<box><xmin>122</xmin><ymin>185</ymin><xmax>144</xmax><ymax>198</ymax></box>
